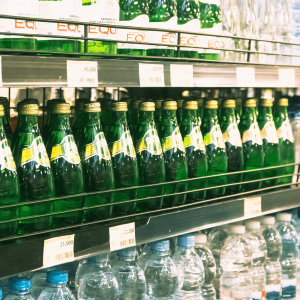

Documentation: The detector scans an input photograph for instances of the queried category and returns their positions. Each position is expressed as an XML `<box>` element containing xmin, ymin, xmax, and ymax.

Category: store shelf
<box><xmin>0</xmin><ymin>185</ymin><xmax>299</xmax><ymax>278</ymax></box>
<box><xmin>1</xmin><ymin>55</ymin><xmax>300</xmax><ymax>88</ymax></box>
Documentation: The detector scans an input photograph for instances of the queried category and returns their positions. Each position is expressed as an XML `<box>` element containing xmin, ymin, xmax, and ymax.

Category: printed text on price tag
<box><xmin>244</xmin><ymin>197</ymin><xmax>262</xmax><ymax>218</ymax></box>
<box><xmin>43</xmin><ymin>234</ymin><xmax>75</xmax><ymax>267</ymax></box>
<box><xmin>67</xmin><ymin>60</ymin><xmax>98</xmax><ymax>87</ymax></box>
<box><xmin>139</xmin><ymin>63</ymin><xmax>165</xmax><ymax>87</ymax></box>
<box><xmin>236</xmin><ymin>67</ymin><xmax>255</xmax><ymax>87</ymax></box>
<box><xmin>109</xmin><ymin>222</ymin><xmax>136</xmax><ymax>251</ymax></box>
<box><xmin>170</xmin><ymin>64</ymin><xmax>194</xmax><ymax>87</ymax></box>
<box><xmin>278</xmin><ymin>69</ymin><xmax>295</xmax><ymax>87</ymax></box>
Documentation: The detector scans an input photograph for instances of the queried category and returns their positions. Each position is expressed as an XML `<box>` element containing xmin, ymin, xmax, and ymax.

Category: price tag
<box><xmin>244</xmin><ymin>197</ymin><xmax>262</xmax><ymax>218</ymax></box>
<box><xmin>170</xmin><ymin>64</ymin><xmax>194</xmax><ymax>87</ymax></box>
<box><xmin>139</xmin><ymin>63</ymin><xmax>165</xmax><ymax>87</ymax></box>
<box><xmin>278</xmin><ymin>69</ymin><xmax>295</xmax><ymax>87</ymax></box>
<box><xmin>67</xmin><ymin>60</ymin><xmax>98</xmax><ymax>87</ymax></box>
<box><xmin>236</xmin><ymin>67</ymin><xmax>255</xmax><ymax>87</ymax></box>
<box><xmin>109</xmin><ymin>222</ymin><xmax>136</xmax><ymax>251</ymax></box>
<box><xmin>43</xmin><ymin>234</ymin><xmax>75</xmax><ymax>267</ymax></box>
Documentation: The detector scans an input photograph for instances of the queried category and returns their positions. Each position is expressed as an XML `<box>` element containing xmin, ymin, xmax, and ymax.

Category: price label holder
<box><xmin>170</xmin><ymin>64</ymin><xmax>194</xmax><ymax>87</ymax></box>
<box><xmin>278</xmin><ymin>68</ymin><xmax>295</xmax><ymax>87</ymax></box>
<box><xmin>139</xmin><ymin>63</ymin><xmax>165</xmax><ymax>87</ymax></box>
<box><xmin>109</xmin><ymin>222</ymin><xmax>136</xmax><ymax>251</ymax></box>
<box><xmin>43</xmin><ymin>234</ymin><xmax>75</xmax><ymax>268</ymax></box>
<box><xmin>67</xmin><ymin>60</ymin><xmax>98</xmax><ymax>87</ymax></box>
<box><xmin>236</xmin><ymin>67</ymin><xmax>255</xmax><ymax>87</ymax></box>
<box><xmin>244</xmin><ymin>197</ymin><xmax>262</xmax><ymax>218</ymax></box>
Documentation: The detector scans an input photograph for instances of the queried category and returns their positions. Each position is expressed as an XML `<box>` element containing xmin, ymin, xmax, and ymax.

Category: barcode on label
<box><xmin>79</xmin><ymin>78</ymin><xmax>95</xmax><ymax>83</ymax></box>
<box><xmin>244</xmin><ymin>197</ymin><xmax>262</xmax><ymax>217</ymax></box>
<box><xmin>149</xmin><ymin>77</ymin><xmax>162</xmax><ymax>83</ymax></box>
<box><xmin>170</xmin><ymin>64</ymin><xmax>193</xmax><ymax>87</ymax></box>
<box><xmin>55</xmin><ymin>251</ymin><xmax>73</xmax><ymax>261</ymax></box>
<box><xmin>120</xmin><ymin>238</ymin><xmax>135</xmax><ymax>247</ymax></box>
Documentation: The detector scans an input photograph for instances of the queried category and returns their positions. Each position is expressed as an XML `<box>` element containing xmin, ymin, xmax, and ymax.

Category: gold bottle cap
<box><xmin>177</xmin><ymin>100</ymin><xmax>184</xmax><ymax>108</ymax></box>
<box><xmin>197</xmin><ymin>99</ymin><xmax>204</xmax><ymax>108</ymax></box>
<box><xmin>222</xmin><ymin>99</ymin><xmax>236</xmax><ymax>108</ymax></box>
<box><xmin>278</xmin><ymin>98</ymin><xmax>289</xmax><ymax>106</ymax></box>
<box><xmin>111</xmin><ymin>102</ymin><xmax>128</xmax><ymax>112</ymax></box>
<box><xmin>83</xmin><ymin>102</ymin><xmax>101</xmax><ymax>113</ymax></box>
<box><xmin>139</xmin><ymin>101</ymin><xmax>155</xmax><ymax>111</ymax></box>
<box><xmin>18</xmin><ymin>104</ymin><xmax>39</xmax><ymax>115</ymax></box>
<box><xmin>244</xmin><ymin>99</ymin><xmax>257</xmax><ymax>107</ymax></box>
<box><xmin>183</xmin><ymin>100</ymin><xmax>198</xmax><ymax>110</ymax></box>
<box><xmin>155</xmin><ymin>100</ymin><xmax>164</xmax><ymax>109</ymax></box>
<box><xmin>0</xmin><ymin>105</ymin><xmax>4</xmax><ymax>117</ymax></box>
<box><xmin>51</xmin><ymin>103</ymin><xmax>71</xmax><ymax>114</ymax></box>
<box><xmin>128</xmin><ymin>100</ymin><xmax>142</xmax><ymax>110</ymax></box>
<box><xmin>236</xmin><ymin>98</ymin><xmax>243</xmax><ymax>106</ymax></box>
<box><xmin>260</xmin><ymin>99</ymin><xmax>273</xmax><ymax>107</ymax></box>
<box><xmin>162</xmin><ymin>101</ymin><xmax>177</xmax><ymax>110</ymax></box>
<box><xmin>204</xmin><ymin>100</ymin><xmax>218</xmax><ymax>109</ymax></box>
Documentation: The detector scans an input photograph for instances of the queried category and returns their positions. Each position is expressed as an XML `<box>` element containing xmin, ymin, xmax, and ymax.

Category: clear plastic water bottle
<box><xmin>207</xmin><ymin>225</ymin><xmax>229</xmax><ymax>299</ymax></box>
<box><xmin>275</xmin><ymin>213</ymin><xmax>297</xmax><ymax>299</ymax></box>
<box><xmin>291</xmin><ymin>207</ymin><xmax>300</xmax><ymax>296</ymax></box>
<box><xmin>61</xmin><ymin>261</ymin><xmax>80</xmax><ymax>297</ymax></box>
<box><xmin>220</xmin><ymin>225</ymin><xmax>252</xmax><ymax>300</ymax></box>
<box><xmin>144</xmin><ymin>239</ymin><xmax>178</xmax><ymax>300</ymax></box>
<box><xmin>172</xmin><ymin>233</ymin><xmax>205</xmax><ymax>299</ymax></box>
<box><xmin>195</xmin><ymin>234</ymin><xmax>216</xmax><ymax>300</ymax></box>
<box><xmin>77</xmin><ymin>253</ymin><xmax>119</xmax><ymax>300</ymax></box>
<box><xmin>4</xmin><ymin>278</ymin><xmax>34</xmax><ymax>300</ymax></box>
<box><xmin>244</xmin><ymin>221</ymin><xmax>267</xmax><ymax>300</ymax></box>
<box><xmin>260</xmin><ymin>216</ymin><xmax>282</xmax><ymax>300</ymax></box>
<box><xmin>75</xmin><ymin>257</ymin><xmax>99</xmax><ymax>291</ymax></box>
<box><xmin>138</xmin><ymin>244</ymin><xmax>152</xmax><ymax>271</ymax></box>
<box><xmin>111</xmin><ymin>247</ymin><xmax>146</xmax><ymax>300</ymax></box>
<box><xmin>37</xmin><ymin>271</ymin><xmax>76</xmax><ymax>300</ymax></box>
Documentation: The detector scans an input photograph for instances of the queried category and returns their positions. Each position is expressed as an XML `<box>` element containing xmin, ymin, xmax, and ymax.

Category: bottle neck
<box><xmin>181</xmin><ymin>109</ymin><xmax>198</xmax><ymax>126</ymax></box>
<box><xmin>17</xmin><ymin>115</ymin><xmax>39</xmax><ymax>131</ymax></box>
<box><xmin>151</xmin><ymin>249</ymin><xmax>170</xmax><ymax>256</ymax></box>
<box><xmin>118</xmin><ymin>255</ymin><xmax>135</xmax><ymax>262</ymax></box>
<box><xmin>258</xmin><ymin>106</ymin><xmax>273</xmax><ymax>119</ymax></box>
<box><xmin>49</xmin><ymin>113</ymin><xmax>71</xmax><ymax>130</ymax></box>
<box><xmin>161</xmin><ymin>110</ymin><xmax>178</xmax><ymax>127</ymax></box>
<box><xmin>241</xmin><ymin>107</ymin><xmax>257</xmax><ymax>124</ymax></box>
<box><xmin>110</xmin><ymin>111</ymin><xmax>128</xmax><ymax>126</ymax></box>
<box><xmin>47</xmin><ymin>282</ymin><xmax>67</xmax><ymax>288</ymax></box>
<box><xmin>83</xmin><ymin>111</ymin><xmax>101</xmax><ymax>127</ymax></box>
<box><xmin>138</xmin><ymin>110</ymin><xmax>155</xmax><ymax>125</ymax></box>
<box><xmin>221</xmin><ymin>107</ymin><xmax>237</xmax><ymax>124</ymax></box>
<box><xmin>9</xmin><ymin>290</ymin><xmax>30</xmax><ymax>296</ymax></box>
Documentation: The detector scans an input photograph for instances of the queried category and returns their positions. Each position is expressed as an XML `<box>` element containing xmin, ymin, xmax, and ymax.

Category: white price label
<box><xmin>67</xmin><ymin>60</ymin><xmax>98</xmax><ymax>88</ymax></box>
<box><xmin>139</xmin><ymin>63</ymin><xmax>165</xmax><ymax>87</ymax></box>
<box><xmin>244</xmin><ymin>197</ymin><xmax>262</xmax><ymax>217</ymax></box>
<box><xmin>236</xmin><ymin>67</ymin><xmax>255</xmax><ymax>87</ymax></box>
<box><xmin>279</xmin><ymin>69</ymin><xmax>295</xmax><ymax>87</ymax></box>
<box><xmin>43</xmin><ymin>234</ymin><xmax>75</xmax><ymax>268</ymax></box>
<box><xmin>109</xmin><ymin>222</ymin><xmax>136</xmax><ymax>251</ymax></box>
<box><xmin>170</xmin><ymin>64</ymin><xmax>194</xmax><ymax>87</ymax></box>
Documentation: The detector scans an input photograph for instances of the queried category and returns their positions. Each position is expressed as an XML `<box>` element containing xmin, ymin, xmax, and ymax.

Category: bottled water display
<box><xmin>4</xmin><ymin>278</ymin><xmax>34</xmax><ymax>300</ymax></box>
<box><xmin>292</xmin><ymin>208</ymin><xmax>300</xmax><ymax>296</ymax></box>
<box><xmin>138</xmin><ymin>244</ymin><xmax>152</xmax><ymax>271</ymax></box>
<box><xmin>172</xmin><ymin>233</ymin><xmax>205</xmax><ymax>299</ymax></box>
<box><xmin>75</xmin><ymin>258</ymin><xmax>95</xmax><ymax>291</ymax></box>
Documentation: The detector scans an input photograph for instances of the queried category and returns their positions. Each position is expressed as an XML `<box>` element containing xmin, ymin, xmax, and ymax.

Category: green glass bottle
<box><xmin>128</xmin><ymin>100</ymin><xmax>142</xmax><ymax>136</ymax></box>
<box><xmin>11</xmin><ymin>104</ymin><xmax>55</xmax><ymax>234</ymax></box>
<box><xmin>180</xmin><ymin>101</ymin><xmax>207</xmax><ymax>201</ymax></box>
<box><xmin>235</xmin><ymin>98</ymin><xmax>242</xmax><ymax>125</ymax></box>
<box><xmin>197</xmin><ymin>99</ymin><xmax>204</xmax><ymax>121</ymax></box>
<box><xmin>154</xmin><ymin>100</ymin><xmax>163</xmax><ymax>127</ymax></box>
<box><xmin>44</xmin><ymin>103</ymin><xmax>84</xmax><ymax>227</ymax></box>
<box><xmin>0</xmin><ymin>105</ymin><xmax>20</xmax><ymax>238</ymax></box>
<box><xmin>176</xmin><ymin>99</ymin><xmax>184</xmax><ymax>126</ymax></box>
<box><xmin>220</xmin><ymin>100</ymin><xmax>244</xmax><ymax>194</ymax></box>
<box><xmin>258</xmin><ymin>98</ymin><xmax>280</xmax><ymax>188</ymax></box>
<box><xmin>217</xmin><ymin>98</ymin><xmax>222</xmax><ymax>122</ymax></box>
<box><xmin>0</xmin><ymin>97</ymin><xmax>13</xmax><ymax>144</ymax></box>
<box><xmin>274</xmin><ymin>98</ymin><xmax>295</xmax><ymax>185</ymax></box>
<box><xmin>73</xmin><ymin>98</ymin><xmax>88</xmax><ymax>143</ymax></box>
<box><xmin>201</xmin><ymin>100</ymin><xmax>227</xmax><ymax>198</ymax></box>
<box><xmin>98</xmin><ymin>99</ymin><xmax>111</xmax><ymax>134</ymax></box>
<box><xmin>239</xmin><ymin>99</ymin><xmax>264</xmax><ymax>191</ymax></box>
<box><xmin>106</xmin><ymin>102</ymin><xmax>139</xmax><ymax>215</ymax></box>
<box><xmin>77</xmin><ymin>102</ymin><xmax>115</xmax><ymax>222</ymax></box>
<box><xmin>134</xmin><ymin>102</ymin><xmax>165</xmax><ymax>211</ymax></box>
<box><xmin>158</xmin><ymin>100</ymin><xmax>188</xmax><ymax>207</ymax></box>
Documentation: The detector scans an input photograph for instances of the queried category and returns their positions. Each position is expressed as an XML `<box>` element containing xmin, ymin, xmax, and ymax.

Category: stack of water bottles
<box><xmin>3</xmin><ymin>210</ymin><xmax>300</xmax><ymax>300</ymax></box>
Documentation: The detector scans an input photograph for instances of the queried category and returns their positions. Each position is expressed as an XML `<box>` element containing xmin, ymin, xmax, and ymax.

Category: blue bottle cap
<box><xmin>0</xmin><ymin>288</ymin><xmax>2</xmax><ymax>300</ymax></box>
<box><xmin>151</xmin><ymin>240</ymin><xmax>170</xmax><ymax>252</ymax></box>
<box><xmin>46</xmin><ymin>271</ymin><xmax>68</xmax><ymax>284</ymax></box>
<box><xmin>177</xmin><ymin>234</ymin><xmax>195</xmax><ymax>247</ymax></box>
<box><xmin>8</xmin><ymin>277</ymin><xmax>31</xmax><ymax>291</ymax></box>
<box><xmin>88</xmin><ymin>253</ymin><xmax>108</xmax><ymax>263</ymax></box>
<box><xmin>116</xmin><ymin>246</ymin><xmax>137</xmax><ymax>257</ymax></box>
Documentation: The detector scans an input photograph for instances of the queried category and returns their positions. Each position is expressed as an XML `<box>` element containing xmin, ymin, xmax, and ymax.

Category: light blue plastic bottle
<box><xmin>144</xmin><ymin>239</ymin><xmax>178</xmax><ymax>299</ymax></box>
<box><xmin>172</xmin><ymin>233</ymin><xmax>205</xmax><ymax>299</ymax></box>
<box><xmin>291</xmin><ymin>207</ymin><xmax>300</xmax><ymax>296</ymax></box>
<box><xmin>0</xmin><ymin>288</ymin><xmax>2</xmax><ymax>300</ymax></box>
<box><xmin>4</xmin><ymin>278</ymin><xmax>34</xmax><ymax>300</ymax></box>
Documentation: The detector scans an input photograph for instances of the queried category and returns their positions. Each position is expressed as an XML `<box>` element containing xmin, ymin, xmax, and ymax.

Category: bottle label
<box><xmin>276</xmin><ymin>119</ymin><xmax>294</xmax><ymax>143</ymax></box>
<box><xmin>201</xmin><ymin>0</ymin><xmax>220</xmax><ymax>4</ymax></box>
<box><xmin>203</xmin><ymin>124</ymin><xmax>225</xmax><ymax>149</ymax></box>
<box><xmin>110</xmin><ymin>130</ymin><xmax>136</xmax><ymax>158</ymax></box>
<box><xmin>50</xmin><ymin>135</ymin><xmax>81</xmax><ymax>164</ymax></box>
<box><xmin>198</xmin><ymin>23</ymin><xmax>221</xmax><ymax>55</ymax></box>
<box><xmin>281</xmin><ymin>278</ymin><xmax>296</xmax><ymax>298</ymax></box>
<box><xmin>265</xmin><ymin>284</ymin><xmax>281</xmax><ymax>300</ymax></box>
<box><xmin>260</xmin><ymin>121</ymin><xmax>279</xmax><ymax>144</ymax></box>
<box><xmin>136</xmin><ymin>129</ymin><xmax>162</xmax><ymax>155</ymax></box>
<box><xmin>162</xmin><ymin>127</ymin><xmax>185</xmax><ymax>153</ymax></box>
<box><xmin>242</xmin><ymin>122</ymin><xmax>263</xmax><ymax>145</ymax></box>
<box><xmin>178</xmin><ymin>19</ymin><xmax>201</xmax><ymax>52</ymax></box>
<box><xmin>222</xmin><ymin>123</ymin><xmax>242</xmax><ymax>147</ymax></box>
<box><xmin>251</xmin><ymin>291</ymin><xmax>266</xmax><ymax>300</ymax></box>
<box><xmin>85</xmin><ymin>132</ymin><xmax>111</xmax><ymax>161</ymax></box>
<box><xmin>183</xmin><ymin>126</ymin><xmax>205</xmax><ymax>151</ymax></box>
<box><xmin>0</xmin><ymin>139</ymin><xmax>16</xmax><ymax>172</ymax></box>
<box><xmin>21</xmin><ymin>136</ymin><xmax>50</xmax><ymax>167</ymax></box>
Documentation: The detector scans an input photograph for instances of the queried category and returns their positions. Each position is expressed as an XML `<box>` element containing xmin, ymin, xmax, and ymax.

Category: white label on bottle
<box><xmin>67</xmin><ymin>61</ymin><xmax>98</xmax><ymax>88</ymax></box>
<box><xmin>236</xmin><ymin>67</ymin><xmax>255</xmax><ymax>87</ymax></box>
<box><xmin>170</xmin><ymin>64</ymin><xmax>193</xmax><ymax>87</ymax></box>
<box><xmin>1</xmin><ymin>0</ymin><xmax>38</xmax><ymax>17</ymax></box>
<box><xmin>43</xmin><ymin>234</ymin><xmax>75</xmax><ymax>267</ymax></box>
<box><xmin>37</xmin><ymin>23</ymin><xmax>84</xmax><ymax>38</ymax></box>
<box><xmin>178</xmin><ymin>19</ymin><xmax>200</xmax><ymax>52</ymax></box>
<box><xmin>201</xmin><ymin>0</ymin><xmax>220</xmax><ymax>5</ymax></box>
<box><xmin>278</xmin><ymin>69</ymin><xmax>296</xmax><ymax>87</ymax></box>
<box><xmin>198</xmin><ymin>23</ymin><xmax>221</xmax><ymax>54</ymax></box>
<box><xmin>244</xmin><ymin>197</ymin><xmax>261</xmax><ymax>217</ymax></box>
<box><xmin>252</xmin><ymin>291</ymin><xmax>265</xmax><ymax>300</ymax></box>
<box><xmin>109</xmin><ymin>222</ymin><xmax>136</xmax><ymax>251</ymax></box>
<box><xmin>139</xmin><ymin>63</ymin><xmax>165</xmax><ymax>87</ymax></box>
